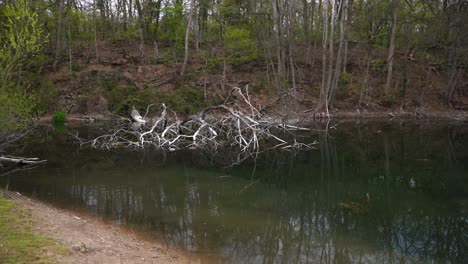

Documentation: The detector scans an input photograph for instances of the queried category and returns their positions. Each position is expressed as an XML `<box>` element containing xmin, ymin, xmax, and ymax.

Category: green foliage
<box><xmin>53</xmin><ymin>121</ymin><xmax>67</xmax><ymax>133</ymax></box>
<box><xmin>207</xmin><ymin>57</ymin><xmax>224</xmax><ymax>71</ymax></box>
<box><xmin>220</xmin><ymin>0</ymin><xmax>250</xmax><ymax>26</ymax></box>
<box><xmin>352</xmin><ymin>1</ymin><xmax>389</xmax><ymax>46</ymax></box>
<box><xmin>339</xmin><ymin>72</ymin><xmax>352</xmax><ymax>85</ymax></box>
<box><xmin>0</xmin><ymin>0</ymin><xmax>47</xmax><ymax>131</ymax></box>
<box><xmin>370</xmin><ymin>58</ymin><xmax>387</xmax><ymax>74</ymax></box>
<box><xmin>71</xmin><ymin>64</ymin><xmax>84</xmax><ymax>72</ymax></box>
<box><xmin>66</xmin><ymin>9</ymin><xmax>94</xmax><ymax>41</ymax></box>
<box><xmin>1</xmin><ymin>0</ymin><xmax>44</xmax><ymax>61</ymax></box>
<box><xmin>34</xmin><ymin>79</ymin><xmax>59</xmax><ymax>114</ymax></box>
<box><xmin>159</xmin><ymin>4</ymin><xmax>185</xmax><ymax>53</ymax></box>
<box><xmin>0</xmin><ymin>91</ymin><xmax>35</xmax><ymax>132</ymax></box>
<box><xmin>252</xmin><ymin>74</ymin><xmax>270</xmax><ymax>94</ymax></box>
<box><xmin>114</xmin><ymin>25</ymin><xmax>141</xmax><ymax>40</ymax></box>
<box><xmin>53</xmin><ymin>110</ymin><xmax>66</xmax><ymax>123</ymax></box>
<box><xmin>106</xmin><ymin>85</ymin><xmax>141</xmax><ymax>114</ymax></box>
<box><xmin>224</xmin><ymin>26</ymin><xmax>258</xmax><ymax>65</ymax></box>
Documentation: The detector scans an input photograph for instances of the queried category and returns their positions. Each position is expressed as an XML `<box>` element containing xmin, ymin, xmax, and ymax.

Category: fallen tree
<box><xmin>0</xmin><ymin>156</ymin><xmax>46</xmax><ymax>165</ymax></box>
<box><xmin>0</xmin><ymin>131</ymin><xmax>47</xmax><ymax>177</ymax></box>
<box><xmin>78</xmin><ymin>87</ymin><xmax>317</xmax><ymax>154</ymax></box>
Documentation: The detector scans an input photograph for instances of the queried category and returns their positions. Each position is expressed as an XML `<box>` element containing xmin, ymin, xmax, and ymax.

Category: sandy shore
<box><xmin>4</xmin><ymin>191</ymin><xmax>197</xmax><ymax>264</ymax></box>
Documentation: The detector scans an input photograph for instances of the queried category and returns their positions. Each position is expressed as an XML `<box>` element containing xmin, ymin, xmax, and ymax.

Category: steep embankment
<box><xmin>37</xmin><ymin>40</ymin><xmax>468</xmax><ymax>121</ymax></box>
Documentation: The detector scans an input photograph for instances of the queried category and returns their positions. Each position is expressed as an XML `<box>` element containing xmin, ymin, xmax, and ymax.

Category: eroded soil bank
<box><xmin>2</xmin><ymin>191</ymin><xmax>196</xmax><ymax>264</ymax></box>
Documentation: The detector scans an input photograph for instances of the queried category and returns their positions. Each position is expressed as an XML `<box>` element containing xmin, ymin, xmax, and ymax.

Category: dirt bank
<box><xmin>3</xmin><ymin>191</ymin><xmax>195</xmax><ymax>264</ymax></box>
<box><xmin>36</xmin><ymin>40</ymin><xmax>467</xmax><ymax>122</ymax></box>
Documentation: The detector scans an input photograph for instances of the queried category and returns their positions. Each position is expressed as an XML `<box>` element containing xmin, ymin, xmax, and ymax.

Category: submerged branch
<box><xmin>0</xmin><ymin>155</ymin><xmax>47</xmax><ymax>165</ymax></box>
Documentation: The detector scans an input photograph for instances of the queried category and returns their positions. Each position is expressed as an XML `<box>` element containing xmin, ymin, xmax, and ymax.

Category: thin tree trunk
<box><xmin>330</xmin><ymin>0</ymin><xmax>347</xmax><ymax>102</ymax></box>
<box><xmin>271</xmin><ymin>0</ymin><xmax>285</xmax><ymax>93</ymax></box>
<box><xmin>154</xmin><ymin>0</ymin><xmax>162</xmax><ymax>39</ymax></box>
<box><xmin>343</xmin><ymin>0</ymin><xmax>352</xmax><ymax>73</ymax></box>
<box><xmin>302</xmin><ymin>0</ymin><xmax>309</xmax><ymax>38</ymax></box>
<box><xmin>287</xmin><ymin>2</ymin><xmax>296</xmax><ymax>90</ymax></box>
<box><xmin>181</xmin><ymin>0</ymin><xmax>196</xmax><ymax>77</ymax></box>
<box><xmin>135</xmin><ymin>0</ymin><xmax>145</xmax><ymax>62</ymax></box>
<box><xmin>122</xmin><ymin>0</ymin><xmax>128</xmax><ymax>31</ymax></box>
<box><xmin>68</xmin><ymin>23</ymin><xmax>72</xmax><ymax>76</ymax></box>
<box><xmin>385</xmin><ymin>0</ymin><xmax>398</xmax><ymax>95</ymax></box>
<box><xmin>289</xmin><ymin>43</ymin><xmax>296</xmax><ymax>90</ymax></box>
<box><xmin>93</xmin><ymin>0</ymin><xmax>99</xmax><ymax>62</ymax></box>
<box><xmin>359</xmin><ymin>55</ymin><xmax>371</xmax><ymax>107</ymax></box>
<box><xmin>52</xmin><ymin>0</ymin><xmax>64</xmax><ymax>70</ymax></box>
<box><xmin>316</xmin><ymin>0</ymin><xmax>329</xmax><ymax>115</ymax></box>
<box><xmin>325</xmin><ymin>0</ymin><xmax>336</xmax><ymax>104</ymax></box>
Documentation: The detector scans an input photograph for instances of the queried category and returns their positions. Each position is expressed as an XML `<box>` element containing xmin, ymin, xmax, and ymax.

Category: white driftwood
<box><xmin>0</xmin><ymin>155</ymin><xmax>46</xmax><ymax>165</ymax></box>
<box><xmin>131</xmin><ymin>106</ymin><xmax>146</xmax><ymax>123</ymax></box>
<box><xmin>80</xmin><ymin>87</ymin><xmax>317</xmax><ymax>154</ymax></box>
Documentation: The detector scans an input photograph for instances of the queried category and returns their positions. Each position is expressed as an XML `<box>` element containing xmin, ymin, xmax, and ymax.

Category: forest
<box><xmin>1</xmin><ymin>1</ymin><xmax>468</xmax><ymax>263</ymax></box>
<box><xmin>0</xmin><ymin>0</ymin><xmax>467</xmax><ymax>130</ymax></box>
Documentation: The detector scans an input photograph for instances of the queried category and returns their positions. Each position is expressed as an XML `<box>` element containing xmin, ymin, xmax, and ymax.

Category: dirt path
<box><xmin>6</xmin><ymin>191</ymin><xmax>196</xmax><ymax>264</ymax></box>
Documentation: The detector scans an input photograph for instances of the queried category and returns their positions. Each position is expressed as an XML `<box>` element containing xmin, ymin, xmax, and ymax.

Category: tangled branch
<box><xmin>78</xmin><ymin>87</ymin><xmax>317</xmax><ymax>154</ymax></box>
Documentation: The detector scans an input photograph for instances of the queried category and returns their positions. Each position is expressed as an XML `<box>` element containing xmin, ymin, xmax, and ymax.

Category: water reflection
<box><xmin>1</xmin><ymin>121</ymin><xmax>467</xmax><ymax>263</ymax></box>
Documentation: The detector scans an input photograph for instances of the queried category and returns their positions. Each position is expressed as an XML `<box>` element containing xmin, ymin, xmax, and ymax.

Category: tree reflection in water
<box><xmin>2</xmin><ymin>122</ymin><xmax>467</xmax><ymax>263</ymax></box>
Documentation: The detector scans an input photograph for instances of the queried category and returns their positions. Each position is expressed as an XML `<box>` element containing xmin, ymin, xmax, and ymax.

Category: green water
<box><xmin>1</xmin><ymin>121</ymin><xmax>467</xmax><ymax>263</ymax></box>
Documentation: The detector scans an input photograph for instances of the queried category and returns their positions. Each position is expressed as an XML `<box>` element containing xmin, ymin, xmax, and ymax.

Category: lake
<box><xmin>1</xmin><ymin>121</ymin><xmax>467</xmax><ymax>263</ymax></box>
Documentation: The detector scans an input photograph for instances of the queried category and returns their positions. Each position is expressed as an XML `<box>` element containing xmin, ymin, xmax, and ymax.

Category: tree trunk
<box><xmin>302</xmin><ymin>0</ymin><xmax>309</xmax><ymax>39</ymax></box>
<box><xmin>52</xmin><ymin>0</ymin><xmax>64</xmax><ymax>70</ymax></box>
<box><xmin>154</xmin><ymin>0</ymin><xmax>162</xmax><ymax>39</ymax></box>
<box><xmin>330</xmin><ymin>0</ymin><xmax>347</xmax><ymax>102</ymax></box>
<box><xmin>343</xmin><ymin>0</ymin><xmax>353</xmax><ymax>73</ymax></box>
<box><xmin>135</xmin><ymin>0</ymin><xmax>145</xmax><ymax>61</ymax></box>
<box><xmin>316</xmin><ymin>0</ymin><xmax>329</xmax><ymax>115</ymax></box>
<box><xmin>93</xmin><ymin>0</ymin><xmax>99</xmax><ymax>62</ymax></box>
<box><xmin>325</xmin><ymin>0</ymin><xmax>336</xmax><ymax>105</ymax></box>
<box><xmin>270</xmin><ymin>0</ymin><xmax>286</xmax><ymax>93</ymax></box>
<box><xmin>385</xmin><ymin>0</ymin><xmax>398</xmax><ymax>95</ymax></box>
<box><xmin>181</xmin><ymin>0</ymin><xmax>196</xmax><ymax>77</ymax></box>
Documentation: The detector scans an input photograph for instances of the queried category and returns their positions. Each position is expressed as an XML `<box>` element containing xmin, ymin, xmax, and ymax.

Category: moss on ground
<box><xmin>0</xmin><ymin>193</ymin><xmax>68</xmax><ymax>264</ymax></box>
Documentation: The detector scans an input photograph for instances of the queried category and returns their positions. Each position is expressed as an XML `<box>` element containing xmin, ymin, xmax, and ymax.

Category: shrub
<box><xmin>0</xmin><ymin>0</ymin><xmax>47</xmax><ymax>131</ymax></box>
<box><xmin>0</xmin><ymin>91</ymin><xmax>35</xmax><ymax>132</ymax></box>
<box><xmin>53</xmin><ymin>110</ymin><xmax>66</xmax><ymax>123</ymax></box>
<box><xmin>224</xmin><ymin>26</ymin><xmax>258</xmax><ymax>65</ymax></box>
<box><xmin>34</xmin><ymin>79</ymin><xmax>59</xmax><ymax>114</ymax></box>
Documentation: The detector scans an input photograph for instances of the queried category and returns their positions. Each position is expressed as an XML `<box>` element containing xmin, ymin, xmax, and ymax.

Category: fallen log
<box><xmin>0</xmin><ymin>155</ymin><xmax>47</xmax><ymax>165</ymax></box>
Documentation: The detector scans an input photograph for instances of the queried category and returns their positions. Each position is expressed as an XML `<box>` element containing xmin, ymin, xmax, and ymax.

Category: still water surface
<box><xmin>1</xmin><ymin>121</ymin><xmax>467</xmax><ymax>263</ymax></box>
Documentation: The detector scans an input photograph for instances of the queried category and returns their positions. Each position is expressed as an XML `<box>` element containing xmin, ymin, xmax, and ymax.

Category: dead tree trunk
<box><xmin>0</xmin><ymin>156</ymin><xmax>46</xmax><ymax>165</ymax></box>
